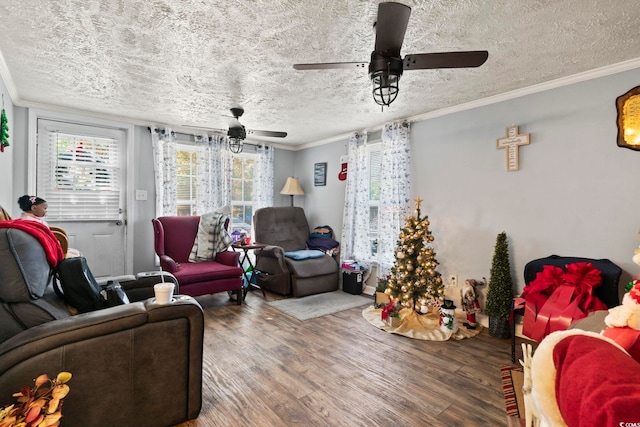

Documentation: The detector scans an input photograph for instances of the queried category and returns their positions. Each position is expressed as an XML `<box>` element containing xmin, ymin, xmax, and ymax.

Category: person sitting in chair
<box><xmin>18</xmin><ymin>195</ymin><xmax>48</xmax><ymax>226</ymax></box>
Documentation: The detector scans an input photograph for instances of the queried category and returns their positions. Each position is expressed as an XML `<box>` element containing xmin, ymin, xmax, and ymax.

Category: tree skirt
<box><xmin>362</xmin><ymin>306</ymin><xmax>483</xmax><ymax>341</ymax></box>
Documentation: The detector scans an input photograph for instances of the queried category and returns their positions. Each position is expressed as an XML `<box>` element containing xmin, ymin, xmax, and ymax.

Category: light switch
<box><xmin>135</xmin><ymin>190</ymin><xmax>148</xmax><ymax>201</ymax></box>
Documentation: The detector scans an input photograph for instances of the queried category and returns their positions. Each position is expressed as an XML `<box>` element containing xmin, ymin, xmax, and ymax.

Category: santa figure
<box><xmin>460</xmin><ymin>279</ymin><xmax>483</xmax><ymax>329</ymax></box>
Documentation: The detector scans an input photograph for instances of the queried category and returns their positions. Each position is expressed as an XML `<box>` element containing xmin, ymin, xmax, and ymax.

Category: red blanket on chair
<box><xmin>553</xmin><ymin>334</ymin><xmax>640</xmax><ymax>427</ymax></box>
<box><xmin>0</xmin><ymin>220</ymin><xmax>65</xmax><ymax>267</ymax></box>
<box><xmin>517</xmin><ymin>262</ymin><xmax>607</xmax><ymax>342</ymax></box>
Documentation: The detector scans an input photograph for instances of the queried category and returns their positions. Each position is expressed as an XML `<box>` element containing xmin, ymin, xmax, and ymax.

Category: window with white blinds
<box><xmin>176</xmin><ymin>145</ymin><xmax>197</xmax><ymax>216</ymax></box>
<box><xmin>37</xmin><ymin>124</ymin><xmax>122</xmax><ymax>221</ymax></box>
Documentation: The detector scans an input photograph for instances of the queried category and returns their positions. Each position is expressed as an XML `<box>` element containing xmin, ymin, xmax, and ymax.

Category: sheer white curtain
<box><xmin>252</xmin><ymin>144</ymin><xmax>274</xmax><ymax>212</ymax></box>
<box><xmin>341</xmin><ymin>132</ymin><xmax>371</xmax><ymax>270</ymax></box>
<box><xmin>194</xmin><ymin>134</ymin><xmax>232</xmax><ymax>214</ymax></box>
<box><xmin>151</xmin><ymin>127</ymin><xmax>177</xmax><ymax>216</ymax></box>
<box><xmin>376</xmin><ymin>121</ymin><xmax>412</xmax><ymax>274</ymax></box>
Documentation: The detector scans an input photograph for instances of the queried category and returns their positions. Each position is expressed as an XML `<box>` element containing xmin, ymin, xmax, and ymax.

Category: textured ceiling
<box><xmin>1</xmin><ymin>0</ymin><xmax>640</xmax><ymax>147</ymax></box>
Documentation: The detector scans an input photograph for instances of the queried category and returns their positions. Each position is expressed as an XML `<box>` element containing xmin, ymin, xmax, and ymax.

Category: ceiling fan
<box><xmin>185</xmin><ymin>107</ymin><xmax>287</xmax><ymax>153</ymax></box>
<box><xmin>293</xmin><ymin>2</ymin><xmax>488</xmax><ymax>109</ymax></box>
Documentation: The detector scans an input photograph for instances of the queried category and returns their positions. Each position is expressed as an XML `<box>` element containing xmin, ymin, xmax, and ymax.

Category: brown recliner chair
<box><xmin>253</xmin><ymin>207</ymin><xmax>339</xmax><ymax>297</ymax></box>
<box><xmin>0</xmin><ymin>226</ymin><xmax>204</xmax><ymax>427</ymax></box>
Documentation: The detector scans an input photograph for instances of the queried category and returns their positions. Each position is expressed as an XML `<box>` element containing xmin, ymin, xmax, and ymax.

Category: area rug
<box><xmin>501</xmin><ymin>365</ymin><xmax>525</xmax><ymax>427</ymax></box>
<box><xmin>267</xmin><ymin>291</ymin><xmax>371</xmax><ymax>321</ymax></box>
<box><xmin>362</xmin><ymin>306</ymin><xmax>482</xmax><ymax>341</ymax></box>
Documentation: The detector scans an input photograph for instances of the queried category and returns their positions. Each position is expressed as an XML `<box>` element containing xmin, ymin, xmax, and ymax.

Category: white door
<box><xmin>36</xmin><ymin>119</ymin><xmax>127</xmax><ymax>278</ymax></box>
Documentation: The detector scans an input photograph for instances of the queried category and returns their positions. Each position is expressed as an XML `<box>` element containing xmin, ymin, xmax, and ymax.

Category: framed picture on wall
<box><xmin>314</xmin><ymin>162</ymin><xmax>327</xmax><ymax>186</ymax></box>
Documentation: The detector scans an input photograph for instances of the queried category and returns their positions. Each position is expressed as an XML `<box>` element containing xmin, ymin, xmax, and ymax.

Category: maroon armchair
<box><xmin>152</xmin><ymin>216</ymin><xmax>244</xmax><ymax>303</ymax></box>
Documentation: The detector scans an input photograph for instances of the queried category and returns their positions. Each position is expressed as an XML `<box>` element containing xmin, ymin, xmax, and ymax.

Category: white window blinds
<box><xmin>37</xmin><ymin>122</ymin><xmax>122</xmax><ymax>221</ymax></box>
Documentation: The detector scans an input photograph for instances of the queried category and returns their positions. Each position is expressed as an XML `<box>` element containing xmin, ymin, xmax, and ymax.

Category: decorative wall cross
<box><xmin>496</xmin><ymin>125</ymin><xmax>530</xmax><ymax>171</ymax></box>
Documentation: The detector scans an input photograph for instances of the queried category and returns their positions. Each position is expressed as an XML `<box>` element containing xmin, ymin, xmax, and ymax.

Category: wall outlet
<box><xmin>448</xmin><ymin>274</ymin><xmax>457</xmax><ymax>287</ymax></box>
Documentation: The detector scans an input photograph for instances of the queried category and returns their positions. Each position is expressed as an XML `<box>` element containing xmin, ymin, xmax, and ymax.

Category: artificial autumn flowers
<box><xmin>0</xmin><ymin>372</ymin><xmax>72</xmax><ymax>427</ymax></box>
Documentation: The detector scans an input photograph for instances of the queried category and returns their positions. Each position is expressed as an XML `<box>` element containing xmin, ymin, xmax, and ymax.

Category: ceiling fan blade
<box><xmin>293</xmin><ymin>62</ymin><xmax>368</xmax><ymax>70</ymax></box>
<box><xmin>183</xmin><ymin>124</ymin><xmax>227</xmax><ymax>133</ymax></box>
<box><xmin>248</xmin><ymin>129</ymin><xmax>288</xmax><ymax>138</ymax></box>
<box><xmin>403</xmin><ymin>51</ymin><xmax>489</xmax><ymax>70</ymax></box>
<box><xmin>374</xmin><ymin>2</ymin><xmax>411</xmax><ymax>56</ymax></box>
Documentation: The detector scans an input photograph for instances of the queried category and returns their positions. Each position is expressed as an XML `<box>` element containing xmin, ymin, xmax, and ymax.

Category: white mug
<box><xmin>154</xmin><ymin>283</ymin><xmax>175</xmax><ymax>305</ymax></box>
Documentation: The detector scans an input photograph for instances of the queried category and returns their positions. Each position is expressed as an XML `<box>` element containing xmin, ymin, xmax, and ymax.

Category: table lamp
<box><xmin>280</xmin><ymin>177</ymin><xmax>304</xmax><ymax>206</ymax></box>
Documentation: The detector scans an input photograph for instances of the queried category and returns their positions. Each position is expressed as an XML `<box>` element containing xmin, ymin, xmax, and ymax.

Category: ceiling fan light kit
<box><xmin>293</xmin><ymin>2</ymin><xmax>488</xmax><ymax>108</ymax></box>
<box><xmin>228</xmin><ymin>138</ymin><xmax>244</xmax><ymax>154</ymax></box>
<box><xmin>370</xmin><ymin>54</ymin><xmax>403</xmax><ymax>107</ymax></box>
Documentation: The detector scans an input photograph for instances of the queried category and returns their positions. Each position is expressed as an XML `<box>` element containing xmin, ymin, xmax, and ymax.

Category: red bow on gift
<box><xmin>518</xmin><ymin>262</ymin><xmax>607</xmax><ymax>342</ymax></box>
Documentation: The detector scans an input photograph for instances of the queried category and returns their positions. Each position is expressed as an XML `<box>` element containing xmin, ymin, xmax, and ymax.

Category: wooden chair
<box><xmin>49</xmin><ymin>226</ymin><xmax>69</xmax><ymax>256</ymax></box>
<box><xmin>0</xmin><ymin>205</ymin><xmax>72</xmax><ymax>258</ymax></box>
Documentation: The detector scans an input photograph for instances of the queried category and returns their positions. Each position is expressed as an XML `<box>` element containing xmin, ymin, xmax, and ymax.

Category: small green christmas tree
<box><xmin>0</xmin><ymin>108</ymin><xmax>9</xmax><ymax>152</ymax></box>
<box><xmin>385</xmin><ymin>197</ymin><xmax>444</xmax><ymax>309</ymax></box>
<box><xmin>485</xmin><ymin>232</ymin><xmax>514</xmax><ymax>321</ymax></box>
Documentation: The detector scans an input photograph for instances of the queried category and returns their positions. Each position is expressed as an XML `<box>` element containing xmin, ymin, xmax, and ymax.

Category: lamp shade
<box><xmin>280</xmin><ymin>177</ymin><xmax>305</xmax><ymax>196</ymax></box>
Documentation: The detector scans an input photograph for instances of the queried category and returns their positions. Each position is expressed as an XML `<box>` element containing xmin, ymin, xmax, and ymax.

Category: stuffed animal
<box><xmin>602</xmin><ymin>281</ymin><xmax>640</xmax><ymax>361</ymax></box>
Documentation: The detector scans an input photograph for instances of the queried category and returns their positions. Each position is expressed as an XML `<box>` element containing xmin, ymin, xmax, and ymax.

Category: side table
<box><xmin>231</xmin><ymin>243</ymin><xmax>267</xmax><ymax>299</ymax></box>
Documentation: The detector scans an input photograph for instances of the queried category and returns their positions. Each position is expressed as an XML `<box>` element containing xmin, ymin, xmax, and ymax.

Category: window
<box><xmin>174</xmin><ymin>144</ymin><xmax>255</xmax><ymax>232</ymax></box>
<box><xmin>176</xmin><ymin>146</ymin><xmax>197</xmax><ymax>216</ymax></box>
<box><xmin>231</xmin><ymin>155</ymin><xmax>254</xmax><ymax>232</ymax></box>
<box><xmin>369</xmin><ymin>144</ymin><xmax>382</xmax><ymax>255</ymax></box>
<box><xmin>37</xmin><ymin>120</ymin><xmax>123</xmax><ymax>220</ymax></box>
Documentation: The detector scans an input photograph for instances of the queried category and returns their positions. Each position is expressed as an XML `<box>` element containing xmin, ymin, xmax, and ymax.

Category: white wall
<box><xmin>291</xmin><ymin>139</ymin><xmax>349</xmax><ymax>233</ymax></box>
<box><xmin>273</xmin><ymin>148</ymin><xmax>297</xmax><ymax>207</ymax></box>
<box><xmin>297</xmin><ymin>67</ymin><xmax>640</xmax><ymax>303</ymax></box>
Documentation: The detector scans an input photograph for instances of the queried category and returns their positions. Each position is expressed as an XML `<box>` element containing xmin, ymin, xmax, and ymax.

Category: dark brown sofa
<box><xmin>253</xmin><ymin>207</ymin><xmax>339</xmax><ymax>297</ymax></box>
<box><xmin>0</xmin><ymin>227</ymin><xmax>204</xmax><ymax>427</ymax></box>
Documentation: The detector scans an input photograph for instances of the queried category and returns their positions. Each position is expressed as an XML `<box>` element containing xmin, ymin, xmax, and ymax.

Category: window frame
<box><xmin>173</xmin><ymin>142</ymin><xmax>256</xmax><ymax>233</ymax></box>
<box><xmin>36</xmin><ymin>119</ymin><xmax>124</xmax><ymax>221</ymax></box>
<box><xmin>230</xmin><ymin>153</ymin><xmax>255</xmax><ymax>233</ymax></box>
<box><xmin>175</xmin><ymin>143</ymin><xmax>198</xmax><ymax>216</ymax></box>
<box><xmin>368</xmin><ymin>142</ymin><xmax>382</xmax><ymax>256</ymax></box>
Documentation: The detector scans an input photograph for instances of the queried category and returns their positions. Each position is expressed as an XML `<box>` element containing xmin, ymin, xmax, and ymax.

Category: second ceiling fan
<box><xmin>186</xmin><ymin>107</ymin><xmax>287</xmax><ymax>153</ymax></box>
<box><xmin>293</xmin><ymin>2</ymin><xmax>489</xmax><ymax>108</ymax></box>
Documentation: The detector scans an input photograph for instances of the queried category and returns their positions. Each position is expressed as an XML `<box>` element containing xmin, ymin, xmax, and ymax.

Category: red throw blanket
<box><xmin>515</xmin><ymin>262</ymin><xmax>607</xmax><ymax>342</ymax></box>
<box><xmin>0</xmin><ymin>219</ymin><xmax>65</xmax><ymax>267</ymax></box>
<box><xmin>553</xmin><ymin>335</ymin><xmax>640</xmax><ymax>427</ymax></box>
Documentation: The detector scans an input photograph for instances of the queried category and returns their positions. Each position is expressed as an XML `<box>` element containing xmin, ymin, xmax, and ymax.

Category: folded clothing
<box><xmin>284</xmin><ymin>249</ymin><xmax>326</xmax><ymax>260</ymax></box>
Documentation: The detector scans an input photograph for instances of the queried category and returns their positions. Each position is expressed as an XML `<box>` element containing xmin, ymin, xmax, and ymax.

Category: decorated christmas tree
<box><xmin>385</xmin><ymin>197</ymin><xmax>444</xmax><ymax>309</ymax></box>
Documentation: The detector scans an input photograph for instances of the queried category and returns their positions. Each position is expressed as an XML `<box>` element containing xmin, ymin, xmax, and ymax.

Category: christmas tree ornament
<box><xmin>0</xmin><ymin>95</ymin><xmax>9</xmax><ymax>153</ymax></box>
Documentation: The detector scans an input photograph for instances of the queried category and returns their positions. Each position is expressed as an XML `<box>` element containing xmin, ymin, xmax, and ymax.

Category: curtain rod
<box><xmin>147</xmin><ymin>127</ymin><xmax>270</xmax><ymax>149</ymax></box>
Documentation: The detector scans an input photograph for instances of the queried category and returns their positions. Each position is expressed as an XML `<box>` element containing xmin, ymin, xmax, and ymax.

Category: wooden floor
<box><xmin>175</xmin><ymin>290</ymin><xmax>527</xmax><ymax>427</ymax></box>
